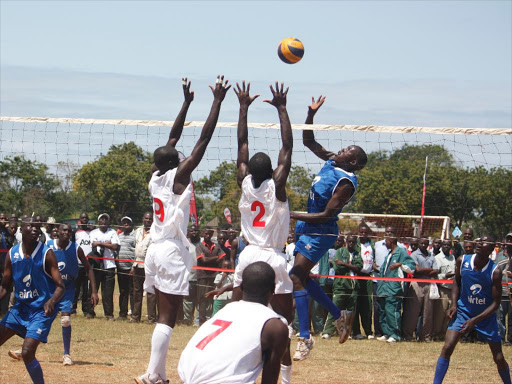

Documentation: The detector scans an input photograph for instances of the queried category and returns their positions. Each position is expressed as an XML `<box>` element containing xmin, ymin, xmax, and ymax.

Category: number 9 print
<box><xmin>154</xmin><ymin>198</ymin><xmax>165</xmax><ymax>222</ymax></box>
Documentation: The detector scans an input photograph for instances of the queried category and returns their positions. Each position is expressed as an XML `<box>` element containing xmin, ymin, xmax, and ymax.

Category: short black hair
<box><xmin>154</xmin><ymin>146</ymin><xmax>179</xmax><ymax>171</ymax></box>
<box><xmin>353</xmin><ymin>146</ymin><xmax>368</xmax><ymax>169</ymax></box>
<box><xmin>248</xmin><ymin>152</ymin><xmax>273</xmax><ymax>181</ymax></box>
<box><xmin>241</xmin><ymin>262</ymin><xmax>275</xmax><ymax>298</ymax></box>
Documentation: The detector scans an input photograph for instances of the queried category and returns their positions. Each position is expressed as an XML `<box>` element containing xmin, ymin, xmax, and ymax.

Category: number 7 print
<box><xmin>195</xmin><ymin>319</ymin><xmax>233</xmax><ymax>350</ymax></box>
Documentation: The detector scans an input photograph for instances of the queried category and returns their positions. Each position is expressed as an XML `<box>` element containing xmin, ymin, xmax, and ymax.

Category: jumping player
<box><xmin>433</xmin><ymin>235</ymin><xmax>511</xmax><ymax>384</ymax></box>
<box><xmin>178</xmin><ymin>261</ymin><xmax>289</xmax><ymax>384</ymax></box>
<box><xmin>233</xmin><ymin>81</ymin><xmax>294</xmax><ymax>382</ymax></box>
<box><xmin>289</xmin><ymin>96</ymin><xmax>368</xmax><ymax>360</ymax></box>
<box><xmin>135</xmin><ymin>76</ymin><xmax>231</xmax><ymax>384</ymax></box>
<box><xmin>0</xmin><ymin>216</ymin><xmax>65</xmax><ymax>384</ymax></box>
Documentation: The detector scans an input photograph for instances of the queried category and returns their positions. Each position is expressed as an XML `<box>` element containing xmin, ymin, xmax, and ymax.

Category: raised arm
<box><xmin>166</xmin><ymin>78</ymin><xmax>195</xmax><ymax>147</ymax></box>
<box><xmin>44</xmin><ymin>249</ymin><xmax>65</xmax><ymax>316</ymax></box>
<box><xmin>303</xmin><ymin>96</ymin><xmax>333</xmax><ymax>161</ymax></box>
<box><xmin>264</xmin><ymin>82</ymin><xmax>292</xmax><ymax>203</ymax></box>
<box><xmin>234</xmin><ymin>81</ymin><xmax>259</xmax><ymax>187</ymax></box>
<box><xmin>174</xmin><ymin>75</ymin><xmax>231</xmax><ymax>194</ymax></box>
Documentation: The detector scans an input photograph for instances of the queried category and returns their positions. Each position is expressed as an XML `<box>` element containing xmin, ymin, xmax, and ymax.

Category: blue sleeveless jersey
<box><xmin>47</xmin><ymin>239</ymin><xmax>79</xmax><ymax>288</ymax></box>
<box><xmin>9</xmin><ymin>242</ymin><xmax>54</xmax><ymax>311</ymax></box>
<box><xmin>458</xmin><ymin>253</ymin><xmax>497</xmax><ymax>317</ymax></box>
<box><xmin>300</xmin><ymin>160</ymin><xmax>358</xmax><ymax>234</ymax></box>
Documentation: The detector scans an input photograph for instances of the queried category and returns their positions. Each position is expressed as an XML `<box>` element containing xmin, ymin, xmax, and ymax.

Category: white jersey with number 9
<box><xmin>239</xmin><ymin>175</ymin><xmax>289</xmax><ymax>250</ymax></box>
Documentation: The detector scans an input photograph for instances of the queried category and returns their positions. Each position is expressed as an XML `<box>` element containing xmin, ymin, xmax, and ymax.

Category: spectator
<box><xmin>10</xmin><ymin>214</ymin><xmax>22</xmax><ymax>244</ymax></box>
<box><xmin>196</xmin><ymin>228</ymin><xmax>224</xmax><ymax>325</ymax></box>
<box><xmin>216</xmin><ymin>230</ymin><xmax>230</xmax><ymax>256</ymax></box>
<box><xmin>433</xmin><ymin>239</ymin><xmax>456</xmax><ymax>340</ymax></box>
<box><xmin>44</xmin><ymin>217</ymin><xmax>57</xmax><ymax>243</ymax></box>
<box><xmin>353</xmin><ymin>223</ymin><xmax>375</xmax><ymax>339</ymax></box>
<box><xmin>453</xmin><ymin>236</ymin><xmax>464</xmax><ymax>259</ymax></box>
<box><xmin>89</xmin><ymin>213</ymin><xmax>120</xmax><ymax>320</ymax></box>
<box><xmin>182</xmin><ymin>224</ymin><xmax>200</xmax><ymax>326</ymax></box>
<box><xmin>73</xmin><ymin>212</ymin><xmax>93</xmax><ymax>317</ymax></box>
<box><xmin>116</xmin><ymin>216</ymin><xmax>136</xmax><ymax>320</ymax></box>
<box><xmin>131</xmin><ymin>212</ymin><xmax>156</xmax><ymax>323</ymax></box>
<box><xmin>376</xmin><ymin>230</ymin><xmax>416</xmax><ymax>343</ymax></box>
<box><xmin>463</xmin><ymin>239</ymin><xmax>475</xmax><ymax>256</ymax></box>
<box><xmin>463</xmin><ymin>227</ymin><xmax>474</xmax><ymax>242</ymax></box>
<box><xmin>496</xmin><ymin>233</ymin><xmax>512</xmax><ymax>344</ymax></box>
<box><xmin>322</xmin><ymin>234</ymin><xmax>362</xmax><ymax>339</ymax></box>
<box><xmin>34</xmin><ymin>215</ymin><xmax>47</xmax><ymax>244</ymax></box>
<box><xmin>212</xmin><ymin>259</ymin><xmax>233</xmax><ymax>316</ymax></box>
<box><xmin>402</xmin><ymin>238</ymin><xmax>439</xmax><ymax>342</ymax></box>
<box><xmin>227</xmin><ymin>227</ymin><xmax>246</xmax><ymax>268</ymax></box>
<box><xmin>285</xmin><ymin>233</ymin><xmax>295</xmax><ymax>271</ymax></box>
<box><xmin>410</xmin><ymin>237</ymin><xmax>419</xmax><ymax>254</ymax></box>
<box><xmin>431</xmin><ymin>238</ymin><xmax>442</xmax><ymax>256</ymax></box>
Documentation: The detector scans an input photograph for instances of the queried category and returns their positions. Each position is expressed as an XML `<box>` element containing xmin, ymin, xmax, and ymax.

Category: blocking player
<box><xmin>8</xmin><ymin>223</ymin><xmax>99</xmax><ymax>366</ymax></box>
<box><xmin>0</xmin><ymin>216</ymin><xmax>65</xmax><ymax>384</ymax></box>
<box><xmin>178</xmin><ymin>261</ymin><xmax>289</xmax><ymax>384</ymax></box>
<box><xmin>135</xmin><ymin>75</ymin><xmax>231</xmax><ymax>384</ymax></box>
<box><xmin>433</xmin><ymin>235</ymin><xmax>511</xmax><ymax>384</ymax></box>
<box><xmin>233</xmin><ymin>81</ymin><xmax>294</xmax><ymax>382</ymax></box>
<box><xmin>289</xmin><ymin>96</ymin><xmax>368</xmax><ymax>360</ymax></box>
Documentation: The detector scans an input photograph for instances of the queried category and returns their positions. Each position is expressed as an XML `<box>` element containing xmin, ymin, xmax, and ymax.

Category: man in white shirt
<box><xmin>89</xmin><ymin>213</ymin><xmax>120</xmax><ymax>320</ymax></box>
<box><xmin>433</xmin><ymin>239</ymin><xmax>456</xmax><ymax>340</ymax></box>
<box><xmin>73</xmin><ymin>212</ymin><xmax>93</xmax><ymax>317</ymax></box>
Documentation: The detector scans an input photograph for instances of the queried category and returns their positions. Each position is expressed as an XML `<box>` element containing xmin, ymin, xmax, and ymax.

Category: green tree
<box><xmin>73</xmin><ymin>142</ymin><xmax>153</xmax><ymax>222</ymax></box>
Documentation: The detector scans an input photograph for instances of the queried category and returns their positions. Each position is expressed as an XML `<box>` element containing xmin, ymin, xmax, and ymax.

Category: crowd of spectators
<box><xmin>1</xmin><ymin>212</ymin><xmax>511</xmax><ymax>346</ymax></box>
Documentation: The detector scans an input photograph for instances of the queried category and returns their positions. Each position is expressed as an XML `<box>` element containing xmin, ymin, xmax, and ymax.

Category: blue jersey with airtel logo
<box><xmin>47</xmin><ymin>239</ymin><xmax>78</xmax><ymax>288</ymax></box>
<box><xmin>458</xmin><ymin>253</ymin><xmax>497</xmax><ymax>317</ymax></box>
<box><xmin>300</xmin><ymin>160</ymin><xmax>358</xmax><ymax>234</ymax></box>
<box><xmin>10</xmin><ymin>242</ymin><xmax>54</xmax><ymax>311</ymax></box>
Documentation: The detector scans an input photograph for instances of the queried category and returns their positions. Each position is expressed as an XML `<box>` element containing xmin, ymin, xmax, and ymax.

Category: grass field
<box><xmin>0</xmin><ymin>299</ymin><xmax>508</xmax><ymax>384</ymax></box>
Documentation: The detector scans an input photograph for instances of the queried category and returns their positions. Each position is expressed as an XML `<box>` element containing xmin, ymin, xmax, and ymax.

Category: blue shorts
<box><xmin>56</xmin><ymin>284</ymin><xmax>75</xmax><ymax>314</ymax></box>
<box><xmin>294</xmin><ymin>222</ymin><xmax>336</xmax><ymax>264</ymax></box>
<box><xmin>0</xmin><ymin>304</ymin><xmax>57</xmax><ymax>343</ymax></box>
<box><xmin>448</xmin><ymin>307</ymin><xmax>501</xmax><ymax>343</ymax></box>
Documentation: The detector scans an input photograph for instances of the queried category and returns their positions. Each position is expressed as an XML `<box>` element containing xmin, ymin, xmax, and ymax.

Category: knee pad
<box><xmin>61</xmin><ymin>315</ymin><xmax>71</xmax><ymax>327</ymax></box>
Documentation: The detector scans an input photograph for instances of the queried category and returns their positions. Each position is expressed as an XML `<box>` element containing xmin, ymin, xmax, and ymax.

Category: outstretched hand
<box><xmin>182</xmin><ymin>77</ymin><xmax>194</xmax><ymax>103</ymax></box>
<box><xmin>263</xmin><ymin>81</ymin><xmax>288</xmax><ymax>108</ymax></box>
<box><xmin>209</xmin><ymin>75</ymin><xmax>231</xmax><ymax>101</ymax></box>
<box><xmin>234</xmin><ymin>81</ymin><xmax>259</xmax><ymax>108</ymax></box>
<box><xmin>205</xmin><ymin>289</ymin><xmax>220</xmax><ymax>299</ymax></box>
<box><xmin>308</xmin><ymin>95</ymin><xmax>326</xmax><ymax>114</ymax></box>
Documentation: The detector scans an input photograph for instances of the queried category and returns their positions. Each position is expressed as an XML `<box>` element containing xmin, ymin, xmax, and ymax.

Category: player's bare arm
<box><xmin>0</xmin><ymin>251</ymin><xmax>12</xmax><ymax>301</ymax></box>
<box><xmin>174</xmin><ymin>75</ymin><xmax>231</xmax><ymax>194</ymax></box>
<box><xmin>461</xmin><ymin>267</ymin><xmax>503</xmax><ymax>333</ymax></box>
<box><xmin>229</xmin><ymin>237</ymin><xmax>239</xmax><ymax>268</ymax></box>
<box><xmin>447</xmin><ymin>256</ymin><xmax>462</xmax><ymax>319</ymax></box>
<box><xmin>166</xmin><ymin>78</ymin><xmax>195</xmax><ymax>147</ymax></box>
<box><xmin>44</xmin><ymin>249</ymin><xmax>65</xmax><ymax>316</ymax></box>
<box><xmin>303</xmin><ymin>95</ymin><xmax>333</xmax><ymax>161</ymax></box>
<box><xmin>264</xmin><ymin>82</ymin><xmax>293</xmax><ymax>203</ymax></box>
<box><xmin>290</xmin><ymin>179</ymin><xmax>355</xmax><ymax>223</ymax></box>
<box><xmin>77</xmin><ymin>246</ymin><xmax>99</xmax><ymax>307</ymax></box>
<box><xmin>261</xmin><ymin>318</ymin><xmax>289</xmax><ymax>384</ymax></box>
<box><xmin>235</xmin><ymin>81</ymin><xmax>259</xmax><ymax>187</ymax></box>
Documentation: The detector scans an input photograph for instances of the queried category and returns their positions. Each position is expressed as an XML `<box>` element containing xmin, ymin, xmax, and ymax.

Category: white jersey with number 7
<box><xmin>148</xmin><ymin>168</ymin><xmax>192</xmax><ymax>246</ymax></box>
<box><xmin>239</xmin><ymin>175</ymin><xmax>290</xmax><ymax>250</ymax></box>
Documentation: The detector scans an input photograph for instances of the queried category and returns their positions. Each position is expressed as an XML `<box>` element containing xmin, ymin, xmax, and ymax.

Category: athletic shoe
<box><xmin>321</xmin><ymin>334</ymin><xmax>331</xmax><ymax>339</ymax></box>
<box><xmin>354</xmin><ymin>334</ymin><xmax>365</xmax><ymax>340</ymax></box>
<box><xmin>8</xmin><ymin>349</ymin><xmax>22</xmax><ymax>360</ymax></box>
<box><xmin>63</xmin><ymin>354</ymin><xmax>73</xmax><ymax>366</ymax></box>
<box><xmin>134</xmin><ymin>373</ymin><xmax>169</xmax><ymax>384</ymax></box>
<box><xmin>335</xmin><ymin>310</ymin><xmax>355</xmax><ymax>344</ymax></box>
<box><xmin>387</xmin><ymin>337</ymin><xmax>397</xmax><ymax>343</ymax></box>
<box><xmin>293</xmin><ymin>336</ymin><xmax>315</xmax><ymax>361</ymax></box>
<box><xmin>377</xmin><ymin>335</ymin><xmax>388</xmax><ymax>341</ymax></box>
<box><xmin>367</xmin><ymin>334</ymin><xmax>375</xmax><ymax>340</ymax></box>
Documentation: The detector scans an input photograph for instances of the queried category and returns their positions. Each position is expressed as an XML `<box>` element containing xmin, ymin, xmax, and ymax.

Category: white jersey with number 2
<box><xmin>239</xmin><ymin>175</ymin><xmax>289</xmax><ymax>250</ymax></box>
<box><xmin>148</xmin><ymin>168</ymin><xmax>191</xmax><ymax>246</ymax></box>
<box><xmin>178</xmin><ymin>300</ymin><xmax>282</xmax><ymax>384</ymax></box>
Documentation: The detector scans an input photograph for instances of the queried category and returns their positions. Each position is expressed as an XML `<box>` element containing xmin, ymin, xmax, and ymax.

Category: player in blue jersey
<box><xmin>0</xmin><ymin>216</ymin><xmax>65</xmax><ymax>384</ymax></box>
<box><xmin>289</xmin><ymin>96</ymin><xmax>367</xmax><ymax>361</ymax></box>
<box><xmin>433</xmin><ymin>235</ymin><xmax>511</xmax><ymax>384</ymax></box>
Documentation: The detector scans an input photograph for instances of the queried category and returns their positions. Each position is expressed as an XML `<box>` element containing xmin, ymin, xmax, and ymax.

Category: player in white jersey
<box><xmin>135</xmin><ymin>76</ymin><xmax>231</xmax><ymax>384</ymax></box>
<box><xmin>233</xmin><ymin>81</ymin><xmax>294</xmax><ymax>383</ymax></box>
<box><xmin>179</xmin><ymin>261</ymin><xmax>289</xmax><ymax>384</ymax></box>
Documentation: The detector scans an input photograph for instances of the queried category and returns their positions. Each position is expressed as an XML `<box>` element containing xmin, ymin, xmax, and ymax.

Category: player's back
<box><xmin>47</xmin><ymin>239</ymin><xmax>79</xmax><ymax>287</ymax></box>
<box><xmin>149</xmin><ymin>168</ymin><xmax>192</xmax><ymax>244</ymax></box>
<box><xmin>239</xmin><ymin>175</ymin><xmax>289</xmax><ymax>249</ymax></box>
<box><xmin>459</xmin><ymin>253</ymin><xmax>497</xmax><ymax>316</ymax></box>
<box><xmin>178</xmin><ymin>300</ymin><xmax>282</xmax><ymax>384</ymax></box>
<box><xmin>9</xmin><ymin>242</ymin><xmax>54</xmax><ymax>310</ymax></box>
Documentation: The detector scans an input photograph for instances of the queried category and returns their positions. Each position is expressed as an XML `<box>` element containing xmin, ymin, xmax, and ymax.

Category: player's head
<box><xmin>332</xmin><ymin>145</ymin><xmax>367</xmax><ymax>172</ymax></box>
<box><xmin>475</xmin><ymin>234</ymin><xmax>496</xmax><ymax>258</ymax></box>
<box><xmin>20</xmin><ymin>216</ymin><xmax>41</xmax><ymax>243</ymax></box>
<box><xmin>241</xmin><ymin>261</ymin><xmax>276</xmax><ymax>305</ymax></box>
<box><xmin>248</xmin><ymin>152</ymin><xmax>273</xmax><ymax>184</ymax></box>
<box><xmin>154</xmin><ymin>146</ymin><xmax>180</xmax><ymax>174</ymax></box>
<box><xmin>58</xmin><ymin>223</ymin><xmax>72</xmax><ymax>242</ymax></box>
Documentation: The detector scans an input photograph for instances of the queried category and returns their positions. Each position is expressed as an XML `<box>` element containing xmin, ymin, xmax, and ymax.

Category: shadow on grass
<box><xmin>48</xmin><ymin>360</ymin><xmax>114</xmax><ymax>366</ymax></box>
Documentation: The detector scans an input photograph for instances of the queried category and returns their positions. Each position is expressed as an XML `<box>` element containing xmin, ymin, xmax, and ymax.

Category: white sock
<box><xmin>147</xmin><ymin>323</ymin><xmax>173</xmax><ymax>381</ymax></box>
<box><xmin>281</xmin><ymin>364</ymin><xmax>292</xmax><ymax>384</ymax></box>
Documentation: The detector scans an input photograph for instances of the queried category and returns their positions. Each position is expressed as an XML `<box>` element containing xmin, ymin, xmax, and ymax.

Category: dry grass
<box><xmin>0</xmin><ymin>298</ymin><xmax>508</xmax><ymax>384</ymax></box>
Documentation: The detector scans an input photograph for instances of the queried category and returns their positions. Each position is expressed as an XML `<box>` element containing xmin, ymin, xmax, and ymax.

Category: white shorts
<box><xmin>233</xmin><ymin>245</ymin><xmax>293</xmax><ymax>294</ymax></box>
<box><xmin>144</xmin><ymin>238</ymin><xmax>192</xmax><ymax>296</ymax></box>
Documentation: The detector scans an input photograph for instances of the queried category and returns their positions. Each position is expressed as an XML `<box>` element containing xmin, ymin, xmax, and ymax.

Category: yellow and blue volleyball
<box><xmin>277</xmin><ymin>37</ymin><xmax>304</xmax><ymax>64</ymax></box>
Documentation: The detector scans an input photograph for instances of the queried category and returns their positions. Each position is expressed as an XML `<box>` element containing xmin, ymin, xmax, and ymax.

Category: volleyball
<box><xmin>277</xmin><ymin>37</ymin><xmax>304</xmax><ymax>64</ymax></box>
